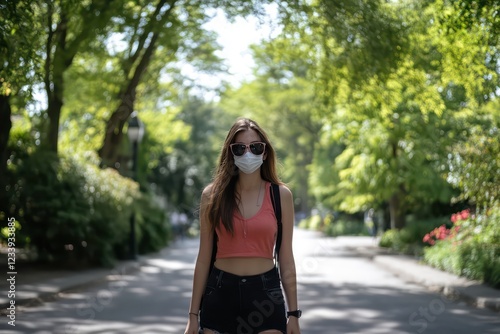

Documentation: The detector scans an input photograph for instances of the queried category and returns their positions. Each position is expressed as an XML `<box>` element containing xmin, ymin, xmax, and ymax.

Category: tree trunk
<box><xmin>389</xmin><ymin>184</ymin><xmax>406</xmax><ymax>229</ymax></box>
<box><xmin>46</xmin><ymin>87</ymin><xmax>63</xmax><ymax>154</ymax></box>
<box><xmin>388</xmin><ymin>135</ymin><xmax>406</xmax><ymax>229</ymax></box>
<box><xmin>382</xmin><ymin>202</ymin><xmax>391</xmax><ymax>232</ymax></box>
<box><xmin>0</xmin><ymin>94</ymin><xmax>12</xmax><ymax>187</ymax></box>
<box><xmin>42</xmin><ymin>2</ymin><xmax>118</xmax><ymax>153</ymax></box>
<box><xmin>97</xmin><ymin>0</ymin><xmax>178</xmax><ymax>169</ymax></box>
<box><xmin>98</xmin><ymin>98</ymin><xmax>131</xmax><ymax>168</ymax></box>
<box><xmin>98</xmin><ymin>33</ymin><xmax>161</xmax><ymax>168</ymax></box>
<box><xmin>43</xmin><ymin>8</ymin><xmax>67</xmax><ymax>154</ymax></box>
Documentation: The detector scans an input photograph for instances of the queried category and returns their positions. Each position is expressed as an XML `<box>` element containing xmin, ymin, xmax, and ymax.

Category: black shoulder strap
<box><xmin>202</xmin><ymin>230</ymin><xmax>217</xmax><ymax>311</ymax></box>
<box><xmin>270</xmin><ymin>183</ymin><xmax>282</xmax><ymax>264</ymax></box>
<box><xmin>209</xmin><ymin>232</ymin><xmax>217</xmax><ymax>274</ymax></box>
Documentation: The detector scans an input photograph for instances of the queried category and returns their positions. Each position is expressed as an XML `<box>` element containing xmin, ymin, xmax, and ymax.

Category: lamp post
<box><xmin>127</xmin><ymin>112</ymin><xmax>144</xmax><ymax>260</ymax></box>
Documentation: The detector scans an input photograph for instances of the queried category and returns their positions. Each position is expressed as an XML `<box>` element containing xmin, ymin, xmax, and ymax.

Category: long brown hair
<box><xmin>206</xmin><ymin>117</ymin><xmax>282</xmax><ymax>235</ymax></box>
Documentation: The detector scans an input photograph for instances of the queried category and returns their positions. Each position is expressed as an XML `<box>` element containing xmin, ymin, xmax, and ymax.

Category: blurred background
<box><xmin>0</xmin><ymin>0</ymin><xmax>498</xmax><ymax>288</ymax></box>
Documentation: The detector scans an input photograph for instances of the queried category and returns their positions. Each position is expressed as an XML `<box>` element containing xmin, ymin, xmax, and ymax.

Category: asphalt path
<box><xmin>2</xmin><ymin>229</ymin><xmax>499</xmax><ymax>334</ymax></box>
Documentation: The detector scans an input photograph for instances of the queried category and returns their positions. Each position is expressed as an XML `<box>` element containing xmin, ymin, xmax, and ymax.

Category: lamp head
<box><xmin>127</xmin><ymin>112</ymin><xmax>145</xmax><ymax>143</ymax></box>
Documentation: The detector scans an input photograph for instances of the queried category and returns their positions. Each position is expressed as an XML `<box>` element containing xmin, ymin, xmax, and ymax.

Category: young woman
<box><xmin>184</xmin><ymin>118</ymin><xmax>301</xmax><ymax>334</ymax></box>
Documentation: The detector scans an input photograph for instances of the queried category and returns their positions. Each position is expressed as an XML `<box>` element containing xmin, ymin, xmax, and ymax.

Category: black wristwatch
<box><xmin>287</xmin><ymin>309</ymin><xmax>302</xmax><ymax>318</ymax></box>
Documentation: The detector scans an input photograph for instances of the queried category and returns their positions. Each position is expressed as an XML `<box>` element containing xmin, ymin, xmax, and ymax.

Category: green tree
<box><xmin>278</xmin><ymin>0</ymin><xmax>417</xmax><ymax>228</ymax></box>
<box><xmin>41</xmin><ymin>0</ymin><xmax>123</xmax><ymax>153</ymax></box>
<box><xmin>0</xmin><ymin>1</ymin><xmax>42</xmax><ymax>189</ymax></box>
<box><xmin>97</xmin><ymin>0</ymin><xmax>277</xmax><ymax>168</ymax></box>
<box><xmin>435</xmin><ymin>0</ymin><xmax>499</xmax><ymax>105</ymax></box>
<box><xmin>218</xmin><ymin>36</ymin><xmax>323</xmax><ymax>214</ymax></box>
<box><xmin>285</xmin><ymin>0</ymin><xmax>472</xmax><ymax>228</ymax></box>
<box><xmin>447</xmin><ymin>101</ymin><xmax>500</xmax><ymax>211</ymax></box>
<box><xmin>147</xmin><ymin>97</ymin><xmax>221</xmax><ymax>214</ymax></box>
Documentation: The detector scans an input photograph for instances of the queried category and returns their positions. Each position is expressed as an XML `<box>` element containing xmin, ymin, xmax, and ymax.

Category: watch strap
<box><xmin>287</xmin><ymin>309</ymin><xmax>302</xmax><ymax>318</ymax></box>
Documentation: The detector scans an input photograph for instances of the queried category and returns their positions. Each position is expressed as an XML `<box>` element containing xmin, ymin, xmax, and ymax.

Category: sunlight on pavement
<box><xmin>144</xmin><ymin>258</ymin><xmax>195</xmax><ymax>270</ymax></box>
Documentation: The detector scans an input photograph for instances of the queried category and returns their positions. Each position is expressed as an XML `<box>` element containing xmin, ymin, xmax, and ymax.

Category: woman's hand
<box><xmin>184</xmin><ymin>315</ymin><xmax>199</xmax><ymax>334</ymax></box>
<box><xmin>287</xmin><ymin>316</ymin><xmax>301</xmax><ymax>334</ymax></box>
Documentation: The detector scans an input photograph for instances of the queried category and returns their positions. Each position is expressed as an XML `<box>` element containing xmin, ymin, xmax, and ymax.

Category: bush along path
<box><xmin>422</xmin><ymin>207</ymin><xmax>500</xmax><ymax>290</ymax></box>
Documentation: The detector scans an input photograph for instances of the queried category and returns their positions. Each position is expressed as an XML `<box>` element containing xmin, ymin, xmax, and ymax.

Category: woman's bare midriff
<box><xmin>214</xmin><ymin>257</ymin><xmax>275</xmax><ymax>276</ymax></box>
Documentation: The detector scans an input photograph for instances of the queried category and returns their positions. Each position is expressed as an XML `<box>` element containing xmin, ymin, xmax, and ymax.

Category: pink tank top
<box><xmin>216</xmin><ymin>182</ymin><xmax>277</xmax><ymax>259</ymax></box>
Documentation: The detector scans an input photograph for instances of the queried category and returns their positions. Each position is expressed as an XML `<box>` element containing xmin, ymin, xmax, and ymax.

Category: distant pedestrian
<box><xmin>179</xmin><ymin>212</ymin><xmax>189</xmax><ymax>239</ymax></box>
<box><xmin>184</xmin><ymin>118</ymin><xmax>301</xmax><ymax>334</ymax></box>
<box><xmin>364</xmin><ymin>208</ymin><xmax>377</xmax><ymax>237</ymax></box>
<box><xmin>171</xmin><ymin>212</ymin><xmax>181</xmax><ymax>239</ymax></box>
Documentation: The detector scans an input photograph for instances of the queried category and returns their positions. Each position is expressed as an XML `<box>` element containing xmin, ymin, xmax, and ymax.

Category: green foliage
<box><xmin>219</xmin><ymin>50</ymin><xmax>322</xmax><ymax>214</ymax></box>
<box><xmin>434</xmin><ymin>0</ymin><xmax>500</xmax><ymax>105</ymax></box>
<box><xmin>313</xmin><ymin>0</ymin><xmax>410</xmax><ymax>85</ymax></box>
<box><xmin>421</xmin><ymin>239</ymin><xmax>461</xmax><ymax>274</ymax></box>
<box><xmin>4</xmin><ymin>148</ymin><xmax>144</xmax><ymax>267</ymax></box>
<box><xmin>324</xmin><ymin>218</ymin><xmax>368</xmax><ymax>237</ymax></box>
<box><xmin>446</xmin><ymin>101</ymin><xmax>500</xmax><ymax>210</ymax></box>
<box><xmin>1</xmin><ymin>144</ymin><xmax>170</xmax><ymax>266</ymax></box>
<box><xmin>80</xmin><ymin>159</ymin><xmax>139</xmax><ymax>266</ymax></box>
<box><xmin>379</xmin><ymin>217</ymin><xmax>449</xmax><ymax>256</ymax></box>
<box><xmin>298</xmin><ymin>214</ymin><xmax>323</xmax><ymax>230</ymax></box>
<box><xmin>3</xmin><ymin>117</ymin><xmax>173</xmax><ymax>266</ymax></box>
<box><xmin>458</xmin><ymin>240</ymin><xmax>500</xmax><ymax>289</ymax></box>
<box><xmin>136</xmin><ymin>193</ymin><xmax>170</xmax><ymax>254</ymax></box>
<box><xmin>300</xmin><ymin>213</ymin><xmax>368</xmax><ymax>237</ymax></box>
<box><xmin>0</xmin><ymin>0</ymin><xmax>42</xmax><ymax>97</ymax></box>
<box><xmin>423</xmin><ymin>207</ymin><xmax>500</xmax><ymax>288</ymax></box>
<box><xmin>277</xmin><ymin>0</ymin><xmax>498</xmax><ymax>231</ymax></box>
<box><xmin>8</xmin><ymin>151</ymin><xmax>89</xmax><ymax>264</ymax></box>
<box><xmin>379</xmin><ymin>229</ymin><xmax>398</xmax><ymax>248</ymax></box>
<box><xmin>144</xmin><ymin>98</ymin><xmax>220</xmax><ymax>213</ymax></box>
<box><xmin>3</xmin><ymin>0</ymin><xmax>499</xmax><ymax>276</ymax></box>
<box><xmin>5</xmin><ymin>114</ymin><xmax>34</xmax><ymax>163</ymax></box>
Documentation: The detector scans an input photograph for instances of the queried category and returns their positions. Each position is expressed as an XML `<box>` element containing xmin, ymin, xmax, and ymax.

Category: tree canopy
<box><xmin>2</xmin><ymin>0</ymin><xmax>498</xmax><ymax>257</ymax></box>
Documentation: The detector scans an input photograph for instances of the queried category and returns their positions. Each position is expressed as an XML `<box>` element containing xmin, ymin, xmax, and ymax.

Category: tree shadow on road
<box><xmin>297</xmin><ymin>280</ymin><xmax>500</xmax><ymax>334</ymax></box>
<box><xmin>4</xmin><ymin>237</ymin><xmax>500</xmax><ymax>334</ymax></box>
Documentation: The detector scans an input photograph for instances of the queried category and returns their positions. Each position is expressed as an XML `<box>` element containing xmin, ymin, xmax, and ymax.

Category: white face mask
<box><xmin>234</xmin><ymin>151</ymin><xmax>263</xmax><ymax>174</ymax></box>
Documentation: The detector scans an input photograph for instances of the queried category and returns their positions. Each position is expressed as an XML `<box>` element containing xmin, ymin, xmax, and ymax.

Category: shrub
<box><xmin>298</xmin><ymin>215</ymin><xmax>317</xmax><ymax>229</ymax></box>
<box><xmin>136</xmin><ymin>193</ymin><xmax>170</xmax><ymax>254</ymax></box>
<box><xmin>379</xmin><ymin>217</ymin><xmax>449</xmax><ymax>256</ymax></box>
<box><xmin>81</xmin><ymin>163</ymin><xmax>139</xmax><ymax>266</ymax></box>
<box><xmin>5</xmin><ymin>150</ymin><xmax>140</xmax><ymax>267</ymax></box>
<box><xmin>422</xmin><ymin>239</ymin><xmax>461</xmax><ymax>275</ymax></box>
<box><xmin>300</xmin><ymin>213</ymin><xmax>368</xmax><ymax>237</ymax></box>
<box><xmin>308</xmin><ymin>215</ymin><xmax>323</xmax><ymax>230</ymax></box>
<box><xmin>324</xmin><ymin>218</ymin><xmax>368</xmax><ymax>237</ymax></box>
<box><xmin>379</xmin><ymin>229</ymin><xmax>398</xmax><ymax>248</ymax></box>
<box><xmin>13</xmin><ymin>151</ymin><xmax>94</xmax><ymax>265</ymax></box>
<box><xmin>423</xmin><ymin>207</ymin><xmax>500</xmax><ymax>288</ymax></box>
<box><xmin>297</xmin><ymin>219</ymin><xmax>307</xmax><ymax>229</ymax></box>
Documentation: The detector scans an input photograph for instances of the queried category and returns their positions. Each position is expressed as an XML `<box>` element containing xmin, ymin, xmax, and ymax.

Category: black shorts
<box><xmin>200</xmin><ymin>266</ymin><xmax>287</xmax><ymax>334</ymax></box>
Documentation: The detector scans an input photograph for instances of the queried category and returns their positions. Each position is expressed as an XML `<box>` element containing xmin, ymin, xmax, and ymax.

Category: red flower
<box><xmin>450</xmin><ymin>209</ymin><xmax>470</xmax><ymax>224</ymax></box>
<box><xmin>459</xmin><ymin>209</ymin><xmax>470</xmax><ymax>220</ymax></box>
<box><xmin>423</xmin><ymin>224</ymin><xmax>453</xmax><ymax>245</ymax></box>
<box><xmin>423</xmin><ymin>233</ymin><xmax>435</xmax><ymax>245</ymax></box>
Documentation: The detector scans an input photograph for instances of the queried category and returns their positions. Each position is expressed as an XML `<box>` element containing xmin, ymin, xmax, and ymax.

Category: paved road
<box><xmin>2</xmin><ymin>229</ymin><xmax>499</xmax><ymax>334</ymax></box>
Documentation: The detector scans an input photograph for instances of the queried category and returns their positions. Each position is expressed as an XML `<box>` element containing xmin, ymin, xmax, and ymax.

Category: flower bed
<box><xmin>422</xmin><ymin>207</ymin><xmax>500</xmax><ymax>288</ymax></box>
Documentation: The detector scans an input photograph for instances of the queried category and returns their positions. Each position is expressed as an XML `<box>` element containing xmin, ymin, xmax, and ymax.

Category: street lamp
<box><xmin>127</xmin><ymin>112</ymin><xmax>145</xmax><ymax>260</ymax></box>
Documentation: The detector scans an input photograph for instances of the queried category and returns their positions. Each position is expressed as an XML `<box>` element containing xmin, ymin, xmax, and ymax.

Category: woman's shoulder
<box><xmin>202</xmin><ymin>183</ymin><xmax>214</xmax><ymax>199</ymax></box>
<box><xmin>270</xmin><ymin>182</ymin><xmax>292</xmax><ymax>201</ymax></box>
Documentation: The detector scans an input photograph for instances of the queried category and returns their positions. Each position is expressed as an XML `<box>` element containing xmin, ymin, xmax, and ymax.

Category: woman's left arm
<box><xmin>278</xmin><ymin>185</ymin><xmax>301</xmax><ymax>333</ymax></box>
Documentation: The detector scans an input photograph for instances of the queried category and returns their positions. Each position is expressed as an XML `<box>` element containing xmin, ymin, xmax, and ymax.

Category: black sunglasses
<box><xmin>230</xmin><ymin>142</ymin><xmax>266</xmax><ymax>156</ymax></box>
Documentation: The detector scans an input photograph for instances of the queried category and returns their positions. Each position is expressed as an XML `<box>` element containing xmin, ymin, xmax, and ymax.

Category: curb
<box><xmin>371</xmin><ymin>253</ymin><xmax>500</xmax><ymax>314</ymax></box>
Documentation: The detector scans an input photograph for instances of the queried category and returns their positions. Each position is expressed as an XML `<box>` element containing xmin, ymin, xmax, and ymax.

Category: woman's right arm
<box><xmin>185</xmin><ymin>186</ymin><xmax>214</xmax><ymax>334</ymax></box>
